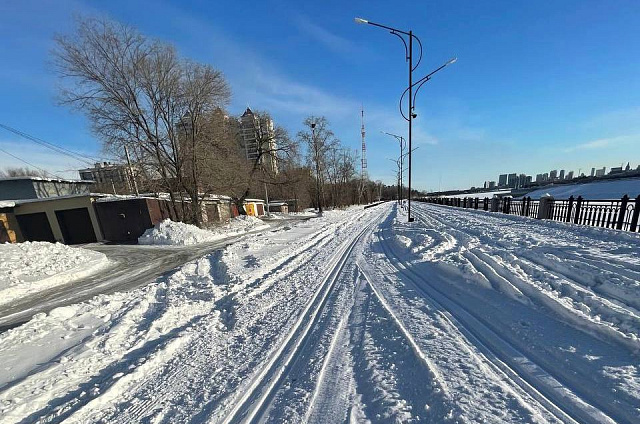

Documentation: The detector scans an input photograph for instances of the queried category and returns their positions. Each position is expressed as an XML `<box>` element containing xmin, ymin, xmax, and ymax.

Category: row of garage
<box><xmin>0</xmin><ymin>195</ymin><xmax>271</xmax><ymax>245</ymax></box>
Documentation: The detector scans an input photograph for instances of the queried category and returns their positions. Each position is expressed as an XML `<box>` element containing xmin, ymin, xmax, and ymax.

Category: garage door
<box><xmin>55</xmin><ymin>208</ymin><xmax>97</xmax><ymax>244</ymax></box>
<box><xmin>16</xmin><ymin>212</ymin><xmax>56</xmax><ymax>242</ymax></box>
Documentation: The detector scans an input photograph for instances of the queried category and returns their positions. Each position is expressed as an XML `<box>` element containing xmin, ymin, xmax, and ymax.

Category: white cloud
<box><xmin>292</xmin><ymin>15</ymin><xmax>359</xmax><ymax>55</ymax></box>
<box><xmin>564</xmin><ymin>134</ymin><xmax>639</xmax><ymax>152</ymax></box>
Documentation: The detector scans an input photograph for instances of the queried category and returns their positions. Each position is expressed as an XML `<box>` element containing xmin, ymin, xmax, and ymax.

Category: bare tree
<box><xmin>53</xmin><ymin>17</ymin><xmax>230</xmax><ymax>225</ymax></box>
<box><xmin>0</xmin><ymin>167</ymin><xmax>49</xmax><ymax>178</ymax></box>
<box><xmin>298</xmin><ymin>116</ymin><xmax>338</xmax><ymax>213</ymax></box>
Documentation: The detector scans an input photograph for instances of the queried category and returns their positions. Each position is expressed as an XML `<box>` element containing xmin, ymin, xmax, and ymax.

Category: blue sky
<box><xmin>1</xmin><ymin>0</ymin><xmax>639</xmax><ymax>191</ymax></box>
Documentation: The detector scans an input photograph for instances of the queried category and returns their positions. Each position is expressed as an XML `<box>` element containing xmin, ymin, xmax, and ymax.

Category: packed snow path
<box><xmin>0</xmin><ymin>204</ymin><xmax>638</xmax><ymax>423</ymax></box>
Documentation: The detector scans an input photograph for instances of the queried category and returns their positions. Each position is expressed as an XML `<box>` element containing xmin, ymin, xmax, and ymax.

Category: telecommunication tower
<box><xmin>361</xmin><ymin>106</ymin><xmax>367</xmax><ymax>179</ymax></box>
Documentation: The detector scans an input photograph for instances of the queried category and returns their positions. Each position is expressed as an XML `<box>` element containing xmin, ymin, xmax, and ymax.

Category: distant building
<box><xmin>507</xmin><ymin>173</ymin><xmax>518</xmax><ymax>188</ymax></box>
<box><xmin>566</xmin><ymin>171</ymin><xmax>574</xmax><ymax>179</ymax></box>
<box><xmin>535</xmin><ymin>174</ymin><xmax>543</xmax><ymax>183</ymax></box>
<box><xmin>524</xmin><ymin>175</ymin><xmax>532</xmax><ymax>185</ymax></box>
<box><xmin>549</xmin><ymin>170</ymin><xmax>558</xmax><ymax>180</ymax></box>
<box><xmin>590</xmin><ymin>167</ymin><xmax>595</xmax><ymax>177</ymax></box>
<box><xmin>559</xmin><ymin>169</ymin><xmax>565</xmax><ymax>180</ymax></box>
<box><xmin>609</xmin><ymin>166</ymin><xmax>623</xmax><ymax>175</ymax></box>
<box><xmin>543</xmin><ymin>172</ymin><xmax>549</xmax><ymax>181</ymax></box>
<box><xmin>498</xmin><ymin>174</ymin><xmax>508</xmax><ymax>187</ymax></box>
<box><xmin>488</xmin><ymin>181</ymin><xmax>496</xmax><ymax>189</ymax></box>
<box><xmin>595</xmin><ymin>167</ymin><xmax>606</xmax><ymax>177</ymax></box>
<box><xmin>78</xmin><ymin>162</ymin><xmax>132</xmax><ymax>188</ymax></box>
<box><xmin>239</xmin><ymin>107</ymin><xmax>278</xmax><ymax>175</ymax></box>
<box><xmin>625</xmin><ymin>162</ymin><xmax>631</xmax><ymax>172</ymax></box>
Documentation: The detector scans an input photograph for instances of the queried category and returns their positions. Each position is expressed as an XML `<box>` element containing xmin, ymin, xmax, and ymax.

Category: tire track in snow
<box><xmin>388</xmin><ymin>206</ymin><xmax>618</xmax><ymax>423</ymax></box>
<box><xmin>221</xmin><ymin>210</ymin><xmax>386</xmax><ymax>424</ymax></box>
<box><xmin>21</xmin><ymin>211</ymin><xmax>375</xmax><ymax>424</ymax></box>
<box><xmin>417</xmin><ymin>205</ymin><xmax>640</xmax><ymax>350</ymax></box>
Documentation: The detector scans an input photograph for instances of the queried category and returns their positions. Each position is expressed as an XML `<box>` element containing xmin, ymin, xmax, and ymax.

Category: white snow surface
<box><xmin>524</xmin><ymin>177</ymin><xmax>640</xmax><ymax>200</ymax></box>
<box><xmin>1</xmin><ymin>204</ymin><xmax>639</xmax><ymax>423</ymax></box>
<box><xmin>0</xmin><ymin>242</ymin><xmax>109</xmax><ymax>307</ymax></box>
<box><xmin>138</xmin><ymin>216</ymin><xmax>269</xmax><ymax>245</ymax></box>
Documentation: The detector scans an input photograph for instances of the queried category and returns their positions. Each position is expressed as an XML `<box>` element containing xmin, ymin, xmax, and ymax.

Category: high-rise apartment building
<box><xmin>498</xmin><ymin>174</ymin><xmax>508</xmax><ymax>187</ymax></box>
<box><xmin>549</xmin><ymin>170</ymin><xmax>558</xmax><ymax>180</ymax></box>
<box><xmin>239</xmin><ymin>108</ymin><xmax>278</xmax><ymax>175</ymax></box>
<box><xmin>559</xmin><ymin>169</ymin><xmax>565</xmax><ymax>180</ymax></box>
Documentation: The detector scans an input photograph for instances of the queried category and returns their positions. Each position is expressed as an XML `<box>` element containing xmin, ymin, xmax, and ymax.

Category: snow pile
<box><xmin>0</xmin><ymin>242</ymin><xmax>109</xmax><ymax>307</ymax></box>
<box><xmin>138</xmin><ymin>216</ymin><xmax>269</xmax><ymax>246</ymax></box>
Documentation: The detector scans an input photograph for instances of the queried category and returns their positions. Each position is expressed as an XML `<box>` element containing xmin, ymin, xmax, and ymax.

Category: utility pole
<box><xmin>311</xmin><ymin>122</ymin><xmax>322</xmax><ymax>214</ymax></box>
<box><xmin>264</xmin><ymin>182</ymin><xmax>271</xmax><ymax>217</ymax></box>
<box><xmin>359</xmin><ymin>106</ymin><xmax>367</xmax><ymax>204</ymax></box>
<box><xmin>124</xmin><ymin>145</ymin><xmax>139</xmax><ymax>197</ymax></box>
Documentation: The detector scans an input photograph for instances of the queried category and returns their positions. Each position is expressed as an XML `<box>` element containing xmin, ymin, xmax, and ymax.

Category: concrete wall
<box><xmin>32</xmin><ymin>181</ymin><xmax>92</xmax><ymax>198</ymax></box>
<box><xmin>14</xmin><ymin>196</ymin><xmax>103</xmax><ymax>243</ymax></box>
<box><xmin>0</xmin><ymin>179</ymin><xmax>93</xmax><ymax>200</ymax></box>
<box><xmin>0</xmin><ymin>180</ymin><xmax>37</xmax><ymax>200</ymax></box>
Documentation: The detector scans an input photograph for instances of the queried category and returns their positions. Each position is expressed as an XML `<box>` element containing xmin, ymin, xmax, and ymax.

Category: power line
<box><xmin>0</xmin><ymin>123</ymin><xmax>106</xmax><ymax>166</ymax></box>
<box><xmin>0</xmin><ymin>146</ymin><xmax>64</xmax><ymax>179</ymax></box>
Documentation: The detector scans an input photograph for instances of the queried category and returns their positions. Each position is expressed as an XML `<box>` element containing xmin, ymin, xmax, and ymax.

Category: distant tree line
<box><xmin>51</xmin><ymin>17</ymin><xmax>383</xmax><ymax>226</ymax></box>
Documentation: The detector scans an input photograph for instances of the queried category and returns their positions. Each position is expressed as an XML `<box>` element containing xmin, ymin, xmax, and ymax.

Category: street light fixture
<box><xmin>381</xmin><ymin>131</ymin><xmax>405</xmax><ymax>204</ymax></box>
<box><xmin>355</xmin><ymin>17</ymin><xmax>456</xmax><ymax>222</ymax></box>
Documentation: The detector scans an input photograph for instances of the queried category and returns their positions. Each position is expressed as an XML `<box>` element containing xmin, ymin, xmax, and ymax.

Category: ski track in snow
<box><xmin>0</xmin><ymin>202</ymin><xmax>638</xmax><ymax>423</ymax></box>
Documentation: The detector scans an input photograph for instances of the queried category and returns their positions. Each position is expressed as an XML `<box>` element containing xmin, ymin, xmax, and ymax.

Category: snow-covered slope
<box><xmin>138</xmin><ymin>216</ymin><xmax>269</xmax><ymax>245</ymax></box>
<box><xmin>0</xmin><ymin>242</ymin><xmax>109</xmax><ymax>307</ymax></box>
<box><xmin>524</xmin><ymin>177</ymin><xmax>640</xmax><ymax>199</ymax></box>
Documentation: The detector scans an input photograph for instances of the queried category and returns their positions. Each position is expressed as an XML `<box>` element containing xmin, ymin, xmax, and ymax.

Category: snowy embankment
<box><xmin>138</xmin><ymin>216</ymin><xmax>269</xmax><ymax>246</ymax></box>
<box><xmin>524</xmin><ymin>177</ymin><xmax>640</xmax><ymax>199</ymax></box>
<box><xmin>0</xmin><ymin>242</ymin><xmax>109</xmax><ymax>307</ymax></box>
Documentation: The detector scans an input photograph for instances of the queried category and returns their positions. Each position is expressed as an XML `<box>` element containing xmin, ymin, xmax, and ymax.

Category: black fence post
<box><xmin>616</xmin><ymin>195</ymin><xmax>629</xmax><ymax>230</ymax></box>
<box><xmin>574</xmin><ymin>196</ymin><xmax>583</xmax><ymax>224</ymax></box>
<box><xmin>630</xmin><ymin>195</ymin><xmax>640</xmax><ymax>232</ymax></box>
<box><xmin>474</xmin><ymin>197</ymin><xmax>479</xmax><ymax>209</ymax></box>
<box><xmin>525</xmin><ymin>196</ymin><xmax>531</xmax><ymax>217</ymax></box>
<box><xmin>566</xmin><ymin>195</ymin><xmax>574</xmax><ymax>223</ymax></box>
<box><xmin>484</xmin><ymin>197</ymin><xmax>489</xmax><ymax>211</ymax></box>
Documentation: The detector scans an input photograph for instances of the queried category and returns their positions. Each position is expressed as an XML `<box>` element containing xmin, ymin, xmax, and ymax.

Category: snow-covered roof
<box><xmin>0</xmin><ymin>176</ymin><xmax>94</xmax><ymax>184</ymax></box>
<box><xmin>245</xmin><ymin>198</ymin><xmax>265</xmax><ymax>203</ymax></box>
<box><xmin>0</xmin><ymin>200</ymin><xmax>16</xmax><ymax>209</ymax></box>
<box><xmin>11</xmin><ymin>193</ymin><xmax>107</xmax><ymax>205</ymax></box>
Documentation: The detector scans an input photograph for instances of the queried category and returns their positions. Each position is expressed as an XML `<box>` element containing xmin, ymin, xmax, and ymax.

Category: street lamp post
<box><xmin>355</xmin><ymin>17</ymin><xmax>456</xmax><ymax>222</ymax></box>
<box><xmin>382</xmin><ymin>131</ymin><xmax>405</xmax><ymax>204</ymax></box>
<box><xmin>311</xmin><ymin>122</ymin><xmax>322</xmax><ymax>214</ymax></box>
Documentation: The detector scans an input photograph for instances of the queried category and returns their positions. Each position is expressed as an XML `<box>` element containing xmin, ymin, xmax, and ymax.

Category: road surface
<box><xmin>0</xmin><ymin>204</ymin><xmax>638</xmax><ymax>423</ymax></box>
<box><xmin>0</xmin><ymin>220</ymin><xmax>290</xmax><ymax>331</ymax></box>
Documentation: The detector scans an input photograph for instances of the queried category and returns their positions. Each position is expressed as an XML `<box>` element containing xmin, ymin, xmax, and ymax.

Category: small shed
<box><xmin>244</xmin><ymin>199</ymin><xmax>266</xmax><ymax>217</ymax></box>
<box><xmin>268</xmin><ymin>201</ymin><xmax>289</xmax><ymax>214</ymax></box>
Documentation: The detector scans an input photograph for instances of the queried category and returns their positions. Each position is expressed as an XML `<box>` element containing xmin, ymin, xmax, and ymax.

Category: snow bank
<box><xmin>0</xmin><ymin>242</ymin><xmax>109</xmax><ymax>307</ymax></box>
<box><xmin>524</xmin><ymin>178</ymin><xmax>640</xmax><ymax>200</ymax></box>
<box><xmin>138</xmin><ymin>216</ymin><xmax>269</xmax><ymax>246</ymax></box>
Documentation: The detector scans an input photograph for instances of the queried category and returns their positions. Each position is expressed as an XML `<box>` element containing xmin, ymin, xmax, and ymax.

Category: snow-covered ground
<box><xmin>1</xmin><ymin>204</ymin><xmax>638</xmax><ymax>423</ymax></box>
<box><xmin>0</xmin><ymin>242</ymin><xmax>109</xmax><ymax>307</ymax></box>
<box><xmin>138</xmin><ymin>216</ymin><xmax>269</xmax><ymax>245</ymax></box>
<box><xmin>524</xmin><ymin>177</ymin><xmax>640</xmax><ymax>199</ymax></box>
